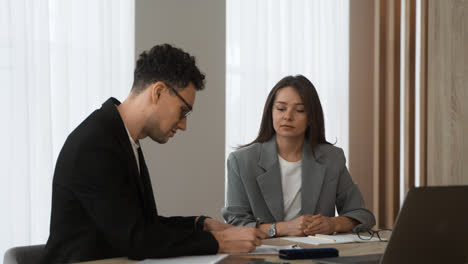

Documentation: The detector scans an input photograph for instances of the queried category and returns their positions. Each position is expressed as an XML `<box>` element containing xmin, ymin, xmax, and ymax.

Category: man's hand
<box><xmin>211</xmin><ymin>226</ymin><xmax>268</xmax><ymax>253</ymax></box>
<box><xmin>204</xmin><ymin>218</ymin><xmax>233</xmax><ymax>231</ymax></box>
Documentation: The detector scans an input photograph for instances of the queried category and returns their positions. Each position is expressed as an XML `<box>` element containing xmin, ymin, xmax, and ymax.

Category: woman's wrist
<box><xmin>275</xmin><ymin>221</ymin><xmax>288</xmax><ymax>237</ymax></box>
<box><xmin>258</xmin><ymin>222</ymin><xmax>287</xmax><ymax>237</ymax></box>
<box><xmin>328</xmin><ymin>217</ymin><xmax>340</xmax><ymax>233</ymax></box>
<box><xmin>331</xmin><ymin>216</ymin><xmax>358</xmax><ymax>233</ymax></box>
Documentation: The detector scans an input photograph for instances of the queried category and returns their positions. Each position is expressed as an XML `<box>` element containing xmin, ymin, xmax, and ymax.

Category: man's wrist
<box><xmin>258</xmin><ymin>223</ymin><xmax>270</xmax><ymax>235</ymax></box>
<box><xmin>275</xmin><ymin>222</ymin><xmax>286</xmax><ymax>236</ymax></box>
<box><xmin>196</xmin><ymin>215</ymin><xmax>211</xmax><ymax>230</ymax></box>
<box><xmin>211</xmin><ymin>230</ymin><xmax>224</xmax><ymax>253</ymax></box>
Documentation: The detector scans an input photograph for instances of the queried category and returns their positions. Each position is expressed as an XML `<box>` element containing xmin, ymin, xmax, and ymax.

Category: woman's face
<box><xmin>272</xmin><ymin>86</ymin><xmax>308</xmax><ymax>139</ymax></box>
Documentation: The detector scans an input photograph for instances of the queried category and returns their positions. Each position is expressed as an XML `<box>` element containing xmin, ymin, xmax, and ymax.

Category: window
<box><xmin>0</xmin><ymin>0</ymin><xmax>134</xmax><ymax>255</ymax></box>
<box><xmin>226</xmin><ymin>0</ymin><xmax>350</xmax><ymax>159</ymax></box>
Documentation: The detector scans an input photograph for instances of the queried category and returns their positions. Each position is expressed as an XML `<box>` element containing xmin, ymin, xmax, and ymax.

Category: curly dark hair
<box><xmin>131</xmin><ymin>43</ymin><xmax>205</xmax><ymax>93</ymax></box>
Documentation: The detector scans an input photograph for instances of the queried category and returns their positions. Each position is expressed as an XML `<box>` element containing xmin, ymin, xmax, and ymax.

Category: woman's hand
<box><xmin>304</xmin><ymin>215</ymin><xmax>359</xmax><ymax>235</ymax></box>
<box><xmin>304</xmin><ymin>214</ymin><xmax>336</xmax><ymax>235</ymax></box>
<box><xmin>262</xmin><ymin>215</ymin><xmax>358</xmax><ymax>237</ymax></box>
<box><xmin>275</xmin><ymin>215</ymin><xmax>316</xmax><ymax>236</ymax></box>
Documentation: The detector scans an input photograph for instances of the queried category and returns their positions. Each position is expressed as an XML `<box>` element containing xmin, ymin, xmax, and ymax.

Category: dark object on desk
<box><xmin>248</xmin><ymin>261</ymin><xmax>290</xmax><ymax>264</ymax></box>
<box><xmin>279</xmin><ymin>248</ymin><xmax>339</xmax><ymax>260</ymax></box>
<box><xmin>316</xmin><ymin>186</ymin><xmax>468</xmax><ymax>264</ymax></box>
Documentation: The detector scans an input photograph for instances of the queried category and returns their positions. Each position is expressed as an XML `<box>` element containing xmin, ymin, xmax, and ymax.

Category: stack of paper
<box><xmin>282</xmin><ymin>234</ymin><xmax>380</xmax><ymax>245</ymax></box>
<box><xmin>138</xmin><ymin>254</ymin><xmax>228</xmax><ymax>264</ymax></box>
<box><xmin>137</xmin><ymin>245</ymin><xmax>297</xmax><ymax>263</ymax></box>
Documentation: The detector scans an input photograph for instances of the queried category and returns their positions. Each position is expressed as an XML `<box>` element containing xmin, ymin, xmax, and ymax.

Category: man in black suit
<box><xmin>41</xmin><ymin>44</ymin><xmax>266</xmax><ymax>264</ymax></box>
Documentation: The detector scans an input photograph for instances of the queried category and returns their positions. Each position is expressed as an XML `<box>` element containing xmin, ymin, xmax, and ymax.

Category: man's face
<box><xmin>146</xmin><ymin>82</ymin><xmax>196</xmax><ymax>144</ymax></box>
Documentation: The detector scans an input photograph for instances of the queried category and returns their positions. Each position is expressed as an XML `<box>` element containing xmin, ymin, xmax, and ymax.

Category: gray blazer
<box><xmin>222</xmin><ymin>137</ymin><xmax>376</xmax><ymax>232</ymax></box>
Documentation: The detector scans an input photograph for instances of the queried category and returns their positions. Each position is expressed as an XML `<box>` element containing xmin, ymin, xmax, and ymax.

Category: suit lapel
<box><xmin>101</xmin><ymin>98</ymin><xmax>158</xmax><ymax>218</ymax></box>
<box><xmin>301</xmin><ymin>142</ymin><xmax>326</xmax><ymax>215</ymax></box>
<box><xmin>137</xmin><ymin>146</ymin><xmax>158</xmax><ymax>217</ymax></box>
<box><xmin>256</xmin><ymin>138</ymin><xmax>284</xmax><ymax>222</ymax></box>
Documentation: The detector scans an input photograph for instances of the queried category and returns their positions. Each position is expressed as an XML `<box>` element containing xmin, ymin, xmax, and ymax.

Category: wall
<box><xmin>427</xmin><ymin>0</ymin><xmax>468</xmax><ymax>185</ymax></box>
<box><xmin>349</xmin><ymin>0</ymin><xmax>468</xmax><ymax>227</ymax></box>
<box><xmin>349</xmin><ymin>0</ymin><xmax>375</xmax><ymax>211</ymax></box>
<box><xmin>135</xmin><ymin>0</ymin><xmax>226</xmax><ymax>219</ymax></box>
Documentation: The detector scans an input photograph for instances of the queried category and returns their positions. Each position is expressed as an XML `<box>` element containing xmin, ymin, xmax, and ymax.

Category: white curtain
<box><xmin>0</xmin><ymin>0</ymin><xmax>134</xmax><ymax>256</ymax></box>
<box><xmin>226</xmin><ymin>0</ymin><xmax>349</xmax><ymax>159</ymax></box>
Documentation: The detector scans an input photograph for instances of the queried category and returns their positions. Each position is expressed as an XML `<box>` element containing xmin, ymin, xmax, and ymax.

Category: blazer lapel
<box><xmin>137</xmin><ymin>146</ymin><xmax>158</xmax><ymax>218</ymax></box>
<box><xmin>256</xmin><ymin>138</ymin><xmax>284</xmax><ymax>222</ymax></box>
<box><xmin>101</xmin><ymin>98</ymin><xmax>156</xmax><ymax>216</ymax></box>
<box><xmin>301</xmin><ymin>142</ymin><xmax>326</xmax><ymax>215</ymax></box>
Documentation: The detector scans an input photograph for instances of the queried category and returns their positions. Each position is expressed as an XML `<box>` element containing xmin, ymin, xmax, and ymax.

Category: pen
<box><xmin>307</xmin><ymin>235</ymin><xmax>336</xmax><ymax>242</ymax></box>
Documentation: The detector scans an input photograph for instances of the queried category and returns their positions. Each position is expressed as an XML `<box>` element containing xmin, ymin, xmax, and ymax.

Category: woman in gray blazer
<box><xmin>223</xmin><ymin>75</ymin><xmax>375</xmax><ymax>238</ymax></box>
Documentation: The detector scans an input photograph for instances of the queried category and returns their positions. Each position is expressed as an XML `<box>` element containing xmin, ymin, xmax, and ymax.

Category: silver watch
<box><xmin>268</xmin><ymin>223</ymin><xmax>277</xmax><ymax>238</ymax></box>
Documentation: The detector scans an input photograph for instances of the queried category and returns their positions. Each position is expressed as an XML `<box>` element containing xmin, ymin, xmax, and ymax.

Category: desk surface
<box><xmin>77</xmin><ymin>237</ymin><xmax>387</xmax><ymax>264</ymax></box>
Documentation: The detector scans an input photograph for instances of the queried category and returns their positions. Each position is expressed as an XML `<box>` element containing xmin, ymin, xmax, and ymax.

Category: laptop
<box><xmin>317</xmin><ymin>185</ymin><xmax>468</xmax><ymax>264</ymax></box>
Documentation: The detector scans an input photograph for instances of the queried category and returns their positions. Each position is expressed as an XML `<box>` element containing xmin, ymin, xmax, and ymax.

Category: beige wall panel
<box><xmin>372</xmin><ymin>0</ymin><xmax>402</xmax><ymax>228</ymax></box>
<box><xmin>349</xmin><ymin>0</ymin><xmax>375</xmax><ymax>212</ymax></box>
<box><xmin>427</xmin><ymin>0</ymin><xmax>468</xmax><ymax>185</ymax></box>
<box><xmin>135</xmin><ymin>0</ymin><xmax>226</xmax><ymax>219</ymax></box>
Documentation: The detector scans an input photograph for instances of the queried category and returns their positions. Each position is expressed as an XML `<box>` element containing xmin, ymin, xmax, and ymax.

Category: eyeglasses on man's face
<box><xmin>164</xmin><ymin>83</ymin><xmax>193</xmax><ymax>120</ymax></box>
<box><xmin>353</xmin><ymin>229</ymin><xmax>393</xmax><ymax>242</ymax></box>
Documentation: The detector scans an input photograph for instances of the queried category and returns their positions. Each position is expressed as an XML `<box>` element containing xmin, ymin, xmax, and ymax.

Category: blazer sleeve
<box><xmin>222</xmin><ymin>153</ymin><xmax>257</xmax><ymax>227</ymax></box>
<box><xmin>157</xmin><ymin>215</ymin><xmax>197</xmax><ymax>229</ymax></box>
<box><xmin>335</xmin><ymin>149</ymin><xmax>376</xmax><ymax>231</ymax></box>
<box><xmin>73</xmin><ymin>147</ymin><xmax>218</xmax><ymax>259</ymax></box>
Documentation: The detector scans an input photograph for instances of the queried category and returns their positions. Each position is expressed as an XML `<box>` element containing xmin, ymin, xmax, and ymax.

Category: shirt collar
<box><xmin>124</xmin><ymin>125</ymin><xmax>140</xmax><ymax>150</ymax></box>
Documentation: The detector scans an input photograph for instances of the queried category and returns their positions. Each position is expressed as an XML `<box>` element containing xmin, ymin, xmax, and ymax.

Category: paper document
<box><xmin>137</xmin><ymin>254</ymin><xmax>228</xmax><ymax>264</ymax></box>
<box><xmin>282</xmin><ymin>234</ymin><xmax>380</xmax><ymax>245</ymax></box>
<box><xmin>246</xmin><ymin>244</ymin><xmax>298</xmax><ymax>254</ymax></box>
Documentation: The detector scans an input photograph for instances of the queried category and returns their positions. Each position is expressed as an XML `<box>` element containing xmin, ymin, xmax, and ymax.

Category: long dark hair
<box><xmin>240</xmin><ymin>75</ymin><xmax>331</xmax><ymax>151</ymax></box>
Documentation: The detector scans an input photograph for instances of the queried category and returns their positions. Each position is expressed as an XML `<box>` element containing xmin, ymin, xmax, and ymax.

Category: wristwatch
<box><xmin>268</xmin><ymin>223</ymin><xmax>277</xmax><ymax>238</ymax></box>
<box><xmin>195</xmin><ymin>215</ymin><xmax>210</xmax><ymax>230</ymax></box>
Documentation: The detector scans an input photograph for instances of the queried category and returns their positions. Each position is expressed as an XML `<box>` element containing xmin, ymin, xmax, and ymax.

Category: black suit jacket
<box><xmin>41</xmin><ymin>98</ymin><xmax>218</xmax><ymax>264</ymax></box>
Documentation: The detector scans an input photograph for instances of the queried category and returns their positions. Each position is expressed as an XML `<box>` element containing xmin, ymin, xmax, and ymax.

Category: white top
<box><xmin>278</xmin><ymin>155</ymin><xmax>302</xmax><ymax>221</ymax></box>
